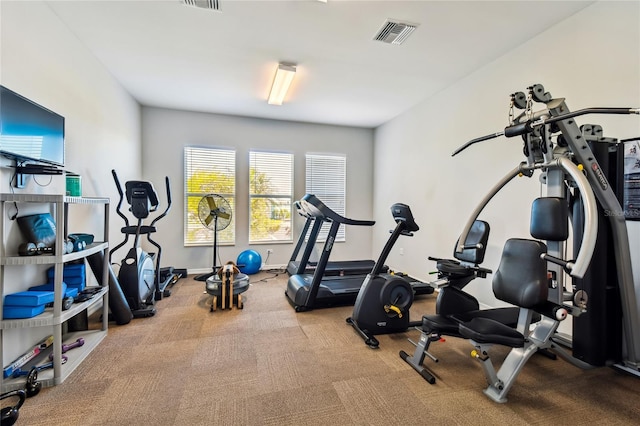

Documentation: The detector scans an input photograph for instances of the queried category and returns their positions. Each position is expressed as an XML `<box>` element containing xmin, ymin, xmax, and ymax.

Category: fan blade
<box><xmin>206</xmin><ymin>196</ymin><xmax>218</xmax><ymax>211</ymax></box>
<box><xmin>205</xmin><ymin>214</ymin><xmax>214</xmax><ymax>226</ymax></box>
<box><xmin>218</xmin><ymin>211</ymin><xmax>231</xmax><ymax>220</ymax></box>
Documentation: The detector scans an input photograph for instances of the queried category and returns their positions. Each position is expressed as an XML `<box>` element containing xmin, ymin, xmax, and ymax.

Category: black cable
<box><xmin>32</xmin><ymin>174</ymin><xmax>53</xmax><ymax>187</ymax></box>
<box><xmin>7</xmin><ymin>168</ymin><xmax>19</xmax><ymax>220</ymax></box>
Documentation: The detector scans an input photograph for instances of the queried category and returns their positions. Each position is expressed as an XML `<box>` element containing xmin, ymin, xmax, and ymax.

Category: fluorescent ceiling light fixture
<box><xmin>268</xmin><ymin>63</ymin><xmax>296</xmax><ymax>105</ymax></box>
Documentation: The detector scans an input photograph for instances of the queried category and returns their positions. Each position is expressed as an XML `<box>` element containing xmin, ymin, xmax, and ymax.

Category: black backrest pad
<box><xmin>454</xmin><ymin>220</ymin><xmax>490</xmax><ymax>264</ymax></box>
<box><xmin>530</xmin><ymin>197</ymin><xmax>569</xmax><ymax>241</ymax></box>
<box><xmin>493</xmin><ymin>238</ymin><xmax>548</xmax><ymax>308</ymax></box>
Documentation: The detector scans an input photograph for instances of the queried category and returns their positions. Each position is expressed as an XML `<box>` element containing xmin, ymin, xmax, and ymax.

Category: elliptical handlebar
<box><xmin>150</xmin><ymin>176</ymin><xmax>172</xmax><ymax>227</ymax></box>
<box><xmin>111</xmin><ymin>169</ymin><xmax>129</xmax><ymax>227</ymax></box>
<box><xmin>111</xmin><ymin>169</ymin><xmax>172</xmax><ymax>228</ymax></box>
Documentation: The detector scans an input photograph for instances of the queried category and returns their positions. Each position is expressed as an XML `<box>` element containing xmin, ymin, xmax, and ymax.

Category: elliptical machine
<box><xmin>347</xmin><ymin>203</ymin><xmax>433</xmax><ymax>348</ymax></box>
<box><xmin>110</xmin><ymin>170</ymin><xmax>173</xmax><ymax>318</ymax></box>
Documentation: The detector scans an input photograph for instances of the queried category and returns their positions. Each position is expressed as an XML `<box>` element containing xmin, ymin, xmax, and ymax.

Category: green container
<box><xmin>66</xmin><ymin>175</ymin><xmax>82</xmax><ymax>196</ymax></box>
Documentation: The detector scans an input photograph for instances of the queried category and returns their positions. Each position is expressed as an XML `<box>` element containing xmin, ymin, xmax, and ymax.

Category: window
<box><xmin>249</xmin><ymin>150</ymin><xmax>294</xmax><ymax>243</ymax></box>
<box><xmin>305</xmin><ymin>153</ymin><xmax>346</xmax><ymax>242</ymax></box>
<box><xmin>184</xmin><ymin>146</ymin><xmax>235</xmax><ymax>246</ymax></box>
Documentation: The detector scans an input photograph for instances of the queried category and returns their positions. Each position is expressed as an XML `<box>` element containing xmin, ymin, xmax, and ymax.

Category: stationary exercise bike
<box><xmin>347</xmin><ymin>203</ymin><xmax>433</xmax><ymax>348</ymax></box>
<box><xmin>110</xmin><ymin>170</ymin><xmax>173</xmax><ymax>318</ymax></box>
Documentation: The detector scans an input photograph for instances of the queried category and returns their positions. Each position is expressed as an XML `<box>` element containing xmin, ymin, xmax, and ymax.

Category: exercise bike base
<box><xmin>346</xmin><ymin>317</ymin><xmax>380</xmax><ymax>349</ymax></box>
<box><xmin>399</xmin><ymin>350</ymin><xmax>436</xmax><ymax>384</ymax></box>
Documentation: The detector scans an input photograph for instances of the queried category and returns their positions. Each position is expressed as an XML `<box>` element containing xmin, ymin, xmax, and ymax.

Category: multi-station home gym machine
<box><xmin>400</xmin><ymin>84</ymin><xmax>640</xmax><ymax>402</ymax></box>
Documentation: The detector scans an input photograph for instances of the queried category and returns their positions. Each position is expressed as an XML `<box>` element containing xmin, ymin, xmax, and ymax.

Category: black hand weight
<box><xmin>0</xmin><ymin>389</ymin><xmax>26</xmax><ymax>426</ymax></box>
<box><xmin>18</xmin><ymin>242</ymin><xmax>38</xmax><ymax>256</ymax></box>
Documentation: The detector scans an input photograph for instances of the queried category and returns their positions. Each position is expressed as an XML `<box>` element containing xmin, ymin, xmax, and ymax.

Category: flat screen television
<box><xmin>0</xmin><ymin>85</ymin><xmax>65</xmax><ymax>167</ymax></box>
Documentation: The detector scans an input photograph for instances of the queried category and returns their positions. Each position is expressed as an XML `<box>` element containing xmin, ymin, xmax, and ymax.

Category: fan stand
<box><xmin>195</xmin><ymin>213</ymin><xmax>220</xmax><ymax>282</ymax></box>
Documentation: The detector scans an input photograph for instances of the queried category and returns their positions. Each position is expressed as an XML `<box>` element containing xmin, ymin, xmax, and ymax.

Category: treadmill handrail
<box><xmin>300</xmin><ymin>194</ymin><xmax>375</xmax><ymax>227</ymax></box>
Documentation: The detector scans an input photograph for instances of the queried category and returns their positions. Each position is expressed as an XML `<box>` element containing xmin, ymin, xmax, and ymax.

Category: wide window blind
<box><xmin>305</xmin><ymin>153</ymin><xmax>346</xmax><ymax>242</ymax></box>
<box><xmin>249</xmin><ymin>150</ymin><xmax>293</xmax><ymax>243</ymax></box>
<box><xmin>184</xmin><ymin>146</ymin><xmax>235</xmax><ymax>246</ymax></box>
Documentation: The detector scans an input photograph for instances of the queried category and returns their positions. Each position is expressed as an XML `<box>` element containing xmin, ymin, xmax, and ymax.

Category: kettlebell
<box><xmin>25</xmin><ymin>367</ymin><xmax>41</xmax><ymax>398</ymax></box>
<box><xmin>0</xmin><ymin>389</ymin><xmax>26</xmax><ymax>426</ymax></box>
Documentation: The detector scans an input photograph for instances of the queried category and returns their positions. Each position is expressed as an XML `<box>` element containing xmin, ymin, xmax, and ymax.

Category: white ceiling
<box><xmin>46</xmin><ymin>0</ymin><xmax>594</xmax><ymax>128</ymax></box>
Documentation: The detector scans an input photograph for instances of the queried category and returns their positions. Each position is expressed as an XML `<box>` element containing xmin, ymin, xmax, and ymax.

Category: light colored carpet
<box><xmin>15</xmin><ymin>271</ymin><xmax>640</xmax><ymax>425</ymax></box>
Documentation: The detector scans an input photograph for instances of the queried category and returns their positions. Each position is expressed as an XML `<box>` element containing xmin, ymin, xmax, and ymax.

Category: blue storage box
<box><xmin>3</xmin><ymin>304</ymin><xmax>46</xmax><ymax>319</ymax></box>
<box><xmin>29</xmin><ymin>282</ymin><xmax>78</xmax><ymax>299</ymax></box>
<box><xmin>47</xmin><ymin>263</ymin><xmax>85</xmax><ymax>278</ymax></box>
<box><xmin>50</xmin><ymin>278</ymin><xmax>84</xmax><ymax>291</ymax></box>
<box><xmin>61</xmin><ymin>278</ymin><xmax>84</xmax><ymax>289</ymax></box>
<box><xmin>4</xmin><ymin>291</ymin><xmax>55</xmax><ymax>307</ymax></box>
<box><xmin>47</xmin><ymin>264</ymin><xmax>86</xmax><ymax>290</ymax></box>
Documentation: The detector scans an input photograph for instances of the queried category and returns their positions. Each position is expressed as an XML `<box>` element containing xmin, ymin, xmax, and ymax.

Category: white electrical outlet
<box><xmin>399</xmin><ymin>248</ymin><xmax>404</xmax><ymax>255</ymax></box>
<box><xmin>267</xmin><ymin>249</ymin><xmax>274</xmax><ymax>254</ymax></box>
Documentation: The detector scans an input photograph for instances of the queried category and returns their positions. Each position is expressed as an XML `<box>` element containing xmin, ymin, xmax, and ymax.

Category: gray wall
<box><xmin>140</xmin><ymin>107</ymin><xmax>375</xmax><ymax>272</ymax></box>
<box><xmin>0</xmin><ymin>1</ymin><xmax>141</xmax><ymax>364</ymax></box>
<box><xmin>373</xmin><ymin>1</ymin><xmax>640</xmax><ymax>317</ymax></box>
<box><xmin>0</xmin><ymin>1</ymin><xmax>142</xmax><ymax>246</ymax></box>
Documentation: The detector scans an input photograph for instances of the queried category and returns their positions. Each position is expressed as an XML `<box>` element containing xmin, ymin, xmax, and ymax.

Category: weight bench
<box><xmin>400</xmin><ymin>220</ymin><xmax>526</xmax><ymax>383</ymax></box>
<box><xmin>400</xmin><ymin>198</ymin><xmax>568</xmax><ymax>392</ymax></box>
<box><xmin>458</xmin><ymin>197</ymin><xmax>574</xmax><ymax>403</ymax></box>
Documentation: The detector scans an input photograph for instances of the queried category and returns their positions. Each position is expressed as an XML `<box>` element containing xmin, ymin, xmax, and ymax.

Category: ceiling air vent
<box><xmin>182</xmin><ymin>0</ymin><xmax>220</xmax><ymax>11</ymax></box>
<box><xmin>373</xmin><ymin>20</ymin><xmax>418</xmax><ymax>45</ymax></box>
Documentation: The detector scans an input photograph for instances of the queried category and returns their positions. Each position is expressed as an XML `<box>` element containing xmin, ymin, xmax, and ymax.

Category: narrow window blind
<box><xmin>249</xmin><ymin>150</ymin><xmax>293</xmax><ymax>243</ymax></box>
<box><xmin>305</xmin><ymin>153</ymin><xmax>346</xmax><ymax>242</ymax></box>
<box><xmin>184</xmin><ymin>146</ymin><xmax>236</xmax><ymax>246</ymax></box>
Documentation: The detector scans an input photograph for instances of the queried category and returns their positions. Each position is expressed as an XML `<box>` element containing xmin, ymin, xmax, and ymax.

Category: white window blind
<box><xmin>184</xmin><ymin>146</ymin><xmax>235</xmax><ymax>246</ymax></box>
<box><xmin>305</xmin><ymin>153</ymin><xmax>346</xmax><ymax>242</ymax></box>
<box><xmin>249</xmin><ymin>150</ymin><xmax>294</xmax><ymax>243</ymax></box>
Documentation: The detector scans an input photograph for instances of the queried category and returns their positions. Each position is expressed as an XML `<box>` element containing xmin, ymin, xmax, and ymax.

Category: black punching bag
<box><xmin>87</xmin><ymin>252</ymin><xmax>133</xmax><ymax>325</ymax></box>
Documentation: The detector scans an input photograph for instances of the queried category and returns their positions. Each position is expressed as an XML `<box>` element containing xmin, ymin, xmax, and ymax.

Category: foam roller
<box><xmin>86</xmin><ymin>252</ymin><xmax>133</xmax><ymax>325</ymax></box>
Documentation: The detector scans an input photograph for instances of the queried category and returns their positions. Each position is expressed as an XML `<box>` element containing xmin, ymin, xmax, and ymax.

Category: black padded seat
<box><xmin>422</xmin><ymin>314</ymin><xmax>461</xmax><ymax>335</ymax></box>
<box><xmin>435</xmin><ymin>259</ymin><xmax>475</xmax><ymax>279</ymax></box>
<box><xmin>422</xmin><ymin>307</ymin><xmax>540</xmax><ymax>337</ymax></box>
<box><xmin>459</xmin><ymin>317</ymin><xmax>525</xmax><ymax>347</ymax></box>
<box><xmin>453</xmin><ymin>307</ymin><xmax>520</xmax><ymax>327</ymax></box>
<box><xmin>454</xmin><ymin>307</ymin><xmax>542</xmax><ymax>327</ymax></box>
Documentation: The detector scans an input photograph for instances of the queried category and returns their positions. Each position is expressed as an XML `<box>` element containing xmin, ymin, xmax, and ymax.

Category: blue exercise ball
<box><xmin>237</xmin><ymin>250</ymin><xmax>262</xmax><ymax>275</ymax></box>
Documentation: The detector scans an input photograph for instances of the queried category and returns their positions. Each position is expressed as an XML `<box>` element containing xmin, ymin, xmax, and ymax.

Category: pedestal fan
<box><xmin>194</xmin><ymin>194</ymin><xmax>232</xmax><ymax>282</ymax></box>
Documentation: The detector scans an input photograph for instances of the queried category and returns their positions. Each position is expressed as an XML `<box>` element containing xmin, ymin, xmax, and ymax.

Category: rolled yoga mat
<box><xmin>86</xmin><ymin>252</ymin><xmax>133</xmax><ymax>325</ymax></box>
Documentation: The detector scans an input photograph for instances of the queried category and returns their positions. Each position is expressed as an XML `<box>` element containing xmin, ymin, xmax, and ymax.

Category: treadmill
<box><xmin>286</xmin><ymin>194</ymin><xmax>375</xmax><ymax>311</ymax></box>
<box><xmin>286</xmin><ymin>200</ymin><xmax>387</xmax><ymax>276</ymax></box>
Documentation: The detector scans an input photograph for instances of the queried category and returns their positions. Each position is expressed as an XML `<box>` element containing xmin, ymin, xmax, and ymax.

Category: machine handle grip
<box><xmin>111</xmin><ymin>170</ymin><xmax>129</xmax><ymax>226</ymax></box>
<box><xmin>541</xmin><ymin>253</ymin><xmax>574</xmax><ymax>274</ymax></box>
<box><xmin>452</xmin><ymin>132</ymin><xmax>504</xmax><ymax>157</ymax></box>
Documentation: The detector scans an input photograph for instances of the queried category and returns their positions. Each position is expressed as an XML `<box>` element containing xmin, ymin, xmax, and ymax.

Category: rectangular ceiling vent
<box><xmin>182</xmin><ymin>0</ymin><xmax>220</xmax><ymax>11</ymax></box>
<box><xmin>374</xmin><ymin>20</ymin><xmax>418</xmax><ymax>45</ymax></box>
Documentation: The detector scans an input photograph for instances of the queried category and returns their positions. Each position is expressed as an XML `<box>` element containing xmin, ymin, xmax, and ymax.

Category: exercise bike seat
<box><xmin>434</xmin><ymin>259</ymin><xmax>476</xmax><ymax>279</ymax></box>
